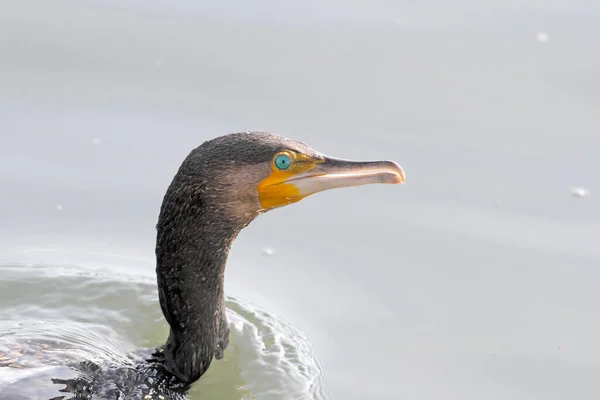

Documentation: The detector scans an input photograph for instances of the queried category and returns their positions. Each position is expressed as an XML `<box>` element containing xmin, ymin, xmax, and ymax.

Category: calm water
<box><xmin>1</xmin><ymin>0</ymin><xmax>600</xmax><ymax>399</ymax></box>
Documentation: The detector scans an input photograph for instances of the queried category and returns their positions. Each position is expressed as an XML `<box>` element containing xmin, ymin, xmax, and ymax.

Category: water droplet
<box><xmin>56</xmin><ymin>204</ymin><xmax>63</xmax><ymax>211</ymax></box>
<box><xmin>92</xmin><ymin>138</ymin><xmax>101</xmax><ymax>145</ymax></box>
<box><xmin>571</xmin><ymin>187</ymin><xmax>588</xmax><ymax>198</ymax></box>
<box><xmin>537</xmin><ymin>33</ymin><xmax>549</xmax><ymax>43</ymax></box>
<box><xmin>262</xmin><ymin>247</ymin><xmax>274</xmax><ymax>256</ymax></box>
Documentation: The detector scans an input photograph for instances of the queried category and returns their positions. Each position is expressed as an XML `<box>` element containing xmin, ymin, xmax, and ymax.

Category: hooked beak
<box><xmin>290</xmin><ymin>157</ymin><xmax>405</xmax><ymax>195</ymax></box>
<box><xmin>258</xmin><ymin>155</ymin><xmax>405</xmax><ymax>210</ymax></box>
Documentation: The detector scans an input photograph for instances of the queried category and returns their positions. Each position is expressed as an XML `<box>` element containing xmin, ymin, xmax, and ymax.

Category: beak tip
<box><xmin>387</xmin><ymin>161</ymin><xmax>405</xmax><ymax>184</ymax></box>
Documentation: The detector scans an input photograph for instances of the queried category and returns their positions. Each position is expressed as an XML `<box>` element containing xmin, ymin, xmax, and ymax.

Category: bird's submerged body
<box><xmin>0</xmin><ymin>342</ymin><xmax>189</xmax><ymax>399</ymax></box>
<box><xmin>0</xmin><ymin>132</ymin><xmax>405</xmax><ymax>399</ymax></box>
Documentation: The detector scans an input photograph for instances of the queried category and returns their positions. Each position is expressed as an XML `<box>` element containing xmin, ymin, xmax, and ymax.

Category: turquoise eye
<box><xmin>274</xmin><ymin>154</ymin><xmax>292</xmax><ymax>170</ymax></box>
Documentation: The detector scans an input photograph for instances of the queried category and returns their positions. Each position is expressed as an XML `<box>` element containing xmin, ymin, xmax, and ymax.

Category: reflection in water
<box><xmin>0</xmin><ymin>265</ymin><xmax>326</xmax><ymax>400</ymax></box>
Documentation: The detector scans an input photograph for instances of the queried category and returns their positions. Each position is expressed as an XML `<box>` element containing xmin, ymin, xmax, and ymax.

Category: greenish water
<box><xmin>0</xmin><ymin>265</ymin><xmax>325</xmax><ymax>399</ymax></box>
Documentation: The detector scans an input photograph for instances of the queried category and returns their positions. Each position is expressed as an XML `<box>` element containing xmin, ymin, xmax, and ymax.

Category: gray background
<box><xmin>1</xmin><ymin>0</ymin><xmax>599</xmax><ymax>398</ymax></box>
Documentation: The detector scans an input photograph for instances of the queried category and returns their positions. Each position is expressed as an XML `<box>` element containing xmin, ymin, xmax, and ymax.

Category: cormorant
<box><xmin>0</xmin><ymin>132</ymin><xmax>405</xmax><ymax>399</ymax></box>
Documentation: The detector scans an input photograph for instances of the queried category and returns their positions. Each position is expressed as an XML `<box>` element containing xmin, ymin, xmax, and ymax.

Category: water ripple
<box><xmin>0</xmin><ymin>264</ymin><xmax>327</xmax><ymax>399</ymax></box>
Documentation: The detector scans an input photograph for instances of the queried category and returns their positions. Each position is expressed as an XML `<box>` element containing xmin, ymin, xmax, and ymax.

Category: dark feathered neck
<box><xmin>154</xmin><ymin>173</ymin><xmax>239</xmax><ymax>384</ymax></box>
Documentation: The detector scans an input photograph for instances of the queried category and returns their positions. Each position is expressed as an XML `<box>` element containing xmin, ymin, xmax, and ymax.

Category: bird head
<box><xmin>175</xmin><ymin>131</ymin><xmax>405</xmax><ymax>226</ymax></box>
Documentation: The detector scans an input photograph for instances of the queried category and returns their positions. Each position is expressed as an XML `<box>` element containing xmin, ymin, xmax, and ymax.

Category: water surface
<box><xmin>1</xmin><ymin>0</ymin><xmax>600</xmax><ymax>399</ymax></box>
